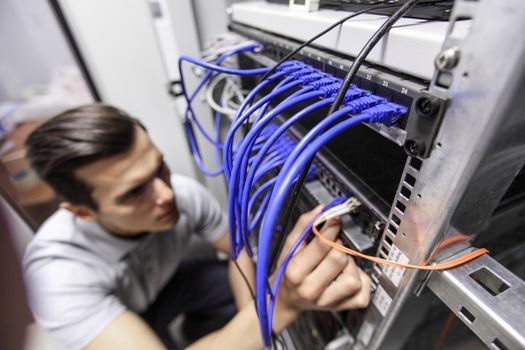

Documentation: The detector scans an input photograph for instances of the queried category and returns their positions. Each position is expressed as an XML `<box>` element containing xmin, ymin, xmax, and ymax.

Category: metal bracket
<box><xmin>428</xmin><ymin>251</ymin><xmax>525</xmax><ymax>349</ymax></box>
<box><xmin>404</xmin><ymin>91</ymin><xmax>449</xmax><ymax>158</ymax></box>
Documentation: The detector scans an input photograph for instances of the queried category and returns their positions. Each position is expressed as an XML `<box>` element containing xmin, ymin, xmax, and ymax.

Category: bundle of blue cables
<box><xmin>178</xmin><ymin>48</ymin><xmax>408</xmax><ymax>348</ymax></box>
<box><xmin>177</xmin><ymin>42</ymin><xmax>267</xmax><ymax>176</ymax></box>
<box><xmin>219</xmin><ymin>60</ymin><xmax>407</xmax><ymax>347</ymax></box>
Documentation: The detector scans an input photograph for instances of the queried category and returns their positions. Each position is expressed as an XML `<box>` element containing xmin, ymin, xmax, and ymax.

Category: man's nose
<box><xmin>153</xmin><ymin>177</ymin><xmax>175</xmax><ymax>206</ymax></box>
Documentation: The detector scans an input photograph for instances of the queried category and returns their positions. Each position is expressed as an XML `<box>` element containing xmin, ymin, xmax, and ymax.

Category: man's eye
<box><xmin>126</xmin><ymin>186</ymin><xmax>146</xmax><ymax>199</ymax></box>
<box><xmin>158</xmin><ymin>161</ymin><xmax>168</xmax><ymax>176</ymax></box>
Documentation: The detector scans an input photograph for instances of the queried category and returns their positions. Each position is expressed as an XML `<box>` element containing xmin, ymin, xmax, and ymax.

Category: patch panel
<box><xmin>231</xmin><ymin>22</ymin><xmax>447</xmax><ymax>158</ymax></box>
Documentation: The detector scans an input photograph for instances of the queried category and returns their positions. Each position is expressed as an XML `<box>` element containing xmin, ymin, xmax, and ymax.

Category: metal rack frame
<box><xmin>230</xmin><ymin>0</ymin><xmax>525</xmax><ymax>348</ymax></box>
<box><xmin>359</xmin><ymin>1</ymin><xmax>525</xmax><ymax>349</ymax></box>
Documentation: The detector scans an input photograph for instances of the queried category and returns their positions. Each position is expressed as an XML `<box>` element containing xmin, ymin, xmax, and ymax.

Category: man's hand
<box><xmin>187</xmin><ymin>206</ymin><xmax>372</xmax><ymax>350</ymax></box>
<box><xmin>274</xmin><ymin>206</ymin><xmax>372</xmax><ymax>315</ymax></box>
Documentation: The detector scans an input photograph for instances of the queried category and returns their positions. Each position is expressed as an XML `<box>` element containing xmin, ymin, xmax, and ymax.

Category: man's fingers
<box><xmin>295</xmin><ymin>240</ymin><xmax>348</xmax><ymax>301</ymax></box>
<box><xmin>284</xmin><ymin>205</ymin><xmax>323</xmax><ymax>244</ymax></box>
<box><xmin>290</xmin><ymin>218</ymin><xmax>341</xmax><ymax>268</ymax></box>
<box><xmin>315</xmin><ymin>257</ymin><xmax>362</xmax><ymax>308</ymax></box>
<box><xmin>331</xmin><ymin>269</ymin><xmax>372</xmax><ymax>310</ymax></box>
<box><xmin>277</xmin><ymin>206</ymin><xmax>323</xmax><ymax>268</ymax></box>
<box><xmin>285</xmin><ymin>222</ymin><xmax>340</xmax><ymax>286</ymax></box>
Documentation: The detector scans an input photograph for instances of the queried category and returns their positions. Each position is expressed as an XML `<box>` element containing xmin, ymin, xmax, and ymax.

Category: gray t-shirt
<box><xmin>23</xmin><ymin>175</ymin><xmax>227</xmax><ymax>350</ymax></box>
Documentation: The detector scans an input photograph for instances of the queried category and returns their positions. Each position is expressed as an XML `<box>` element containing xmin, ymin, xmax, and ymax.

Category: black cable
<box><xmin>239</xmin><ymin>2</ymin><xmax>432</xmax><ymax>347</ymax></box>
<box><xmin>233</xmin><ymin>259</ymin><xmax>256</xmax><ymax>301</ymax></box>
<box><xmin>259</xmin><ymin>4</ymin><xmax>400</xmax><ymax>83</ymax></box>
<box><xmin>233</xmin><ymin>260</ymin><xmax>288</xmax><ymax>350</ymax></box>
<box><xmin>274</xmin><ymin>0</ymin><xmax>426</xmax><ymax>273</ymax></box>
<box><xmin>258</xmin><ymin>0</ymin><xmax>446</xmax><ymax>83</ymax></box>
<box><xmin>245</xmin><ymin>4</ymin><xmax>407</xmax><ymax>136</ymax></box>
<box><xmin>327</xmin><ymin>0</ymin><xmax>422</xmax><ymax>115</ymax></box>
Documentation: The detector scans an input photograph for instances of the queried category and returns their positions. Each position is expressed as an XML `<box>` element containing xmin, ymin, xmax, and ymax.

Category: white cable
<box><xmin>206</xmin><ymin>74</ymin><xmax>239</xmax><ymax>117</ymax></box>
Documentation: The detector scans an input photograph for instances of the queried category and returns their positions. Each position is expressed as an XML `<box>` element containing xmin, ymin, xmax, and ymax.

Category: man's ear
<box><xmin>59</xmin><ymin>202</ymin><xmax>97</xmax><ymax>220</ymax></box>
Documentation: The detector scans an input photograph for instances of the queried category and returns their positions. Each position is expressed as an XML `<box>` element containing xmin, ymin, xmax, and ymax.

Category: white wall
<box><xmin>191</xmin><ymin>0</ymin><xmax>230</xmax><ymax>49</ymax></box>
<box><xmin>0</xmin><ymin>0</ymin><xmax>75</xmax><ymax>100</ymax></box>
<box><xmin>57</xmin><ymin>0</ymin><xmax>200</xmax><ymax>183</ymax></box>
<box><xmin>54</xmin><ymin>0</ymin><xmax>245</xmax><ymax>205</ymax></box>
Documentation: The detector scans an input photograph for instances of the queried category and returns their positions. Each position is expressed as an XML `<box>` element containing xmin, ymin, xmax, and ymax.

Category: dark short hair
<box><xmin>26</xmin><ymin>104</ymin><xmax>145</xmax><ymax>210</ymax></box>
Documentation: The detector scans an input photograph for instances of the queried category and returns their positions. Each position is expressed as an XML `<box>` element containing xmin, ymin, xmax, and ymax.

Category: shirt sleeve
<box><xmin>24</xmin><ymin>257</ymin><xmax>126</xmax><ymax>350</ymax></box>
<box><xmin>173</xmin><ymin>175</ymin><xmax>228</xmax><ymax>242</ymax></box>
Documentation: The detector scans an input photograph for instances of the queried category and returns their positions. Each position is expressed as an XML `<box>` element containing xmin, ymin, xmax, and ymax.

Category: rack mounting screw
<box><xmin>405</xmin><ymin>139</ymin><xmax>426</xmax><ymax>157</ymax></box>
<box><xmin>435</xmin><ymin>47</ymin><xmax>460</xmax><ymax>71</ymax></box>
<box><xmin>415</xmin><ymin>96</ymin><xmax>439</xmax><ymax>118</ymax></box>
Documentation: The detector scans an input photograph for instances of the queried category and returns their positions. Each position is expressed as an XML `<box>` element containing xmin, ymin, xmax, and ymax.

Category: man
<box><xmin>23</xmin><ymin>104</ymin><xmax>371</xmax><ymax>349</ymax></box>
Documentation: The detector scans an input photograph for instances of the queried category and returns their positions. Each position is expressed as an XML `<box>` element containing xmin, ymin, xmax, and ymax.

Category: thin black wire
<box><xmin>237</xmin><ymin>2</ymin><xmax>433</xmax><ymax>347</ymax></box>
<box><xmin>274</xmin><ymin>0</ymin><xmax>426</xmax><ymax>273</ymax></box>
<box><xmin>233</xmin><ymin>259</ymin><xmax>256</xmax><ymax>300</ymax></box>
<box><xmin>327</xmin><ymin>0</ymin><xmax>422</xmax><ymax>115</ymax></box>
<box><xmin>244</xmin><ymin>3</ymin><xmax>406</xmax><ymax>136</ymax></box>
<box><xmin>258</xmin><ymin>0</ymin><xmax>446</xmax><ymax>84</ymax></box>
<box><xmin>259</xmin><ymin>3</ymin><xmax>402</xmax><ymax>83</ymax></box>
<box><xmin>233</xmin><ymin>259</ymin><xmax>288</xmax><ymax>350</ymax></box>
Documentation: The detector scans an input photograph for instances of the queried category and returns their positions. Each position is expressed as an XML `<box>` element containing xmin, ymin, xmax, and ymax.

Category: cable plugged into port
<box><xmin>276</xmin><ymin>60</ymin><xmax>409</xmax><ymax>128</ymax></box>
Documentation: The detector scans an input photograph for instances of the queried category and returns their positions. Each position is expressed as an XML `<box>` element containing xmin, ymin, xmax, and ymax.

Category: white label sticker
<box><xmin>373</xmin><ymin>285</ymin><xmax>392</xmax><ymax>317</ymax></box>
<box><xmin>382</xmin><ymin>244</ymin><xmax>410</xmax><ymax>287</ymax></box>
<box><xmin>359</xmin><ymin>320</ymin><xmax>374</xmax><ymax>346</ymax></box>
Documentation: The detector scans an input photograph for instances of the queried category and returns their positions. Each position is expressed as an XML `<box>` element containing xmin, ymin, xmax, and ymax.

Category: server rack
<box><xmin>229</xmin><ymin>1</ymin><xmax>525</xmax><ymax>349</ymax></box>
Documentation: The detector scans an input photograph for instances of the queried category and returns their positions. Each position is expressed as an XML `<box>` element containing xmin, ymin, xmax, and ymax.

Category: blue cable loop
<box><xmin>209</xmin><ymin>55</ymin><xmax>411</xmax><ymax>346</ymax></box>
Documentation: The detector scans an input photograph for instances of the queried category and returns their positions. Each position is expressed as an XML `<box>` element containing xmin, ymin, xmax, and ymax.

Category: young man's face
<box><xmin>74</xmin><ymin>126</ymin><xmax>179</xmax><ymax>236</ymax></box>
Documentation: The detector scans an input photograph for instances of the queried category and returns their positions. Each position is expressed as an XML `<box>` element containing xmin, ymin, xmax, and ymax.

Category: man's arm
<box><xmin>85</xmin><ymin>207</ymin><xmax>371</xmax><ymax>350</ymax></box>
<box><xmin>194</xmin><ymin>207</ymin><xmax>372</xmax><ymax>350</ymax></box>
<box><xmin>85</xmin><ymin>311</ymin><xmax>165</xmax><ymax>350</ymax></box>
<box><xmin>212</xmin><ymin>230</ymin><xmax>255</xmax><ymax>308</ymax></box>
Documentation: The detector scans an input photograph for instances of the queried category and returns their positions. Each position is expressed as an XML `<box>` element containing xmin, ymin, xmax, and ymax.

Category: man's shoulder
<box><xmin>23</xmin><ymin>209</ymin><xmax>98</xmax><ymax>271</ymax></box>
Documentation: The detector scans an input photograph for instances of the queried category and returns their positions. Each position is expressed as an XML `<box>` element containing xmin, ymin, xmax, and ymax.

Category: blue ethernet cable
<box><xmin>179</xmin><ymin>44</ymin><xmax>270</xmax><ymax>176</ymax></box>
<box><xmin>224</xmin><ymin>78</ymin><xmax>302</xmax><ymax>182</ymax></box>
<box><xmin>249</xmin><ymin>192</ymin><xmax>271</xmax><ymax>234</ymax></box>
<box><xmin>231</xmin><ymin>63</ymin><xmax>386</xmax><ymax>251</ymax></box>
<box><xmin>248</xmin><ymin>93</ymin><xmax>387</xmax><ymax>186</ymax></box>
<box><xmin>232</xmin><ymin>87</ymin><xmax>334</xmax><ymax>241</ymax></box>
<box><xmin>231</xmin><ymin>69</ymin><xmax>354</xmax><ymax>251</ymax></box>
<box><xmin>184</xmin><ymin>121</ymin><xmax>223</xmax><ymax>177</ymax></box>
<box><xmin>248</xmin><ymin>178</ymin><xmax>277</xmax><ymax>233</ymax></box>
<box><xmin>223</xmin><ymin>73</ymin><xmax>291</xmax><ymax>180</ymax></box>
<box><xmin>230</xmin><ymin>71</ymin><xmax>285</xmax><ymax>126</ymax></box>
<box><xmin>182</xmin><ymin>43</ymin><xmax>262</xmax><ymax>147</ymax></box>
<box><xmin>256</xmin><ymin>103</ymin><xmax>407</xmax><ymax>346</ymax></box>
<box><xmin>250</xmin><ymin>76</ymin><xmax>298</xmax><ymax>128</ymax></box>
<box><xmin>233</xmin><ymin>157</ymin><xmax>285</xmax><ymax>257</ymax></box>
<box><xmin>229</xmin><ymin>88</ymin><xmax>324</xmax><ymax>200</ymax></box>
<box><xmin>267</xmin><ymin>196</ymin><xmax>347</xmax><ymax>337</ymax></box>
<box><xmin>226</xmin><ymin>80</ymin><xmax>309</xmax><ymax>256</ymax></box>
<box><xmin>227</xmin><ymin>90</ymin><xmax>323</xmax><ymax>253</ymax></box>
<box><xmin>224</xmin><ymin>63</ymin><xmax>314</xmax><ymax>173</ymax></box>
<box><xmin>239</xmin><ymin>98</ymin><xmax>334</xmax><ymax>239</ymax></box>
<box><xmin>213</xmin><ymin>110</ymin><xmax>223</xmax><ymax>169</ymax></box>
<box><xmin>179</xmin><ymin>55</ymin><xmax>270</xmax><ymax>76</ymax></box>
